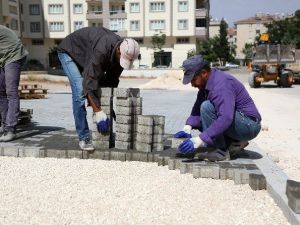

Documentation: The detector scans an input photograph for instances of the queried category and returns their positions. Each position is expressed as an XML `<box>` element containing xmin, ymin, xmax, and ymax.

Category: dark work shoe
<box><xmin>0</xmin><ymin>131</ymin><xmax>16</xmax><ymax>142</ymax></box>
<box><xmin>228</xmin><ymin>141</ymin><xmax>249</xmax><ymax>158</ymax></box>
<box><xmin>79</xmin><ymin>139</ymin><xmax>94</xmax><ymax>151</ymax></box>
<box><xmin>198</xmin><ymin>149</ymin><xmax>230</xmax><ymax>162</ymax></box>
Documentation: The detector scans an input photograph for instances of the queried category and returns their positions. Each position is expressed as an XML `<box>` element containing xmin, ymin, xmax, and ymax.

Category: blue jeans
<box><xmin>0</xmin><ymin>57</ymin><xmax>26</xmax><ymax>132</ymax></box>
<box><xmin>58</xmin><ymin>52</ymin><xmax>90</xmax><ymax>141</ymax></box>
<box><xmin>200</xmin><ymin>100</ymin><xmax>261</xmax><ymax>149</ymax></box>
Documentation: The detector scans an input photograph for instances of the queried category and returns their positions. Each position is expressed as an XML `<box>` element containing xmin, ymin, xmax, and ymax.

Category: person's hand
<box><xmin>173</xmin><ymin>125</ymin><xmax>192</xmax><ymax>138</ymax></box>
<box><xmin>178</xmin><ymin>136</ymin><xmax>203</xmax><ymax>154</ymax></box>
<box><xmin>95</xmin><ymin>111</ymin><xmax>110</xmax><ymax>134</ymax></box>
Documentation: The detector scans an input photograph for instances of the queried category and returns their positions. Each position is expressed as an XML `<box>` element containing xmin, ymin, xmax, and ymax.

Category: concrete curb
<box><xmin>250</xmin><ymin>143</ymin><xmax>300</xmax><ymax>225</ymax></box>
<box><xmin>0</xmin><ymin>144</ymin><xmax>299</xmax><ymax>224</ymax></box>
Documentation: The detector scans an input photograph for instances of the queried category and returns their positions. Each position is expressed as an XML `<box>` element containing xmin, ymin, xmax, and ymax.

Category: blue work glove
<box><xmin>178</xmin><ymin>136</ymin><xmax>203</xmax><ymax>154</ymax></box>
<box><xmin>174</xmin><ymin>125</ymin><xmax>192</xmax><ymax>138</ymax></box>
<box><xmin>95</xmin><ymin>111</ymin><xmax>110</xmax><ymax>134</ymax></box>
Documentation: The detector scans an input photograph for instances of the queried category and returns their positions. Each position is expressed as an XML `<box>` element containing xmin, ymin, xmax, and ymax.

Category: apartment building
<box><xmin>1</xmin><ymin>0</ymin><xmax>210</xmax><ymax>68</ymax></box>
<box><xmin>234</xmin><ymin>13</ymin><xmax>275</xmax><ymax>63</ymax></box>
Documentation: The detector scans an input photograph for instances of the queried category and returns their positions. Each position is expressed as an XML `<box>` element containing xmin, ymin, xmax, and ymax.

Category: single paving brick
<box><xmin>115</xmin><ymin>106</ymin><xmax>142</xmax><ymax>115</ymax></box>
<box><xmin>110</xmin><ymin>151</ymin><xmax>126</xmax><ymax>161</ymax></box>
<box><xmin>168</xmin><ymin>159</ymin><xmax>176</xmax><ymax>170</ymax></box>
<box><xmin>1</xmin><ymin>147</ymin><xmax>18</xmax><ymax>157</ymax></box>
<box><xmin>286</xmin><ymin>179</ymin><xmax>300</xmax><ymax>199</ymax></box>
<box><xmin>18</xmin><ymin>147</ymin><xmax>40</xmax><ymax>158</ymax></box>
<box><xmin>115</xmin><ymin>124</ymin><xmax>137</xmax><ymax>133</ymax></box>
<box><xmin>136</xmin><ymin>133</ymin><xmax>164</xmax><ymax>144</ymax></box>
<box><xmin>134</xmin><ymin>141</ymin><xmax>152</xmax><ymax>152</ymax></box>
<box><xmin>88</xmin><ymin>150</ymin><xmax>105</xmax><ymax>160</ymax></box>
<box><xmin>116</xmin><ymin>132</ymin><xmax>136</xmax><ymax>142</ymax></box>
<box><xmin>137</xmin><ymin>124</ymin><xmax>164</xmax><ymax>135</ymax></box>
<box><xmin>65</xmin><ymin>150</ymin><xmax>83</xmax><ymax>159</ymax></box>
<box><xmin>99</xmin><ymin>97</ymin><xmax>112</xmax><ymax>106</ymax></box>
<box><xmin>116</xmin><ymin>97</ymin><xmax>142</xmax><ymax>107</ymax></box>
<box><xmin>116</xmin><ymin>115</ymin><xmax>137</xmax><ymax>124</ymax></box>
<box><xmin>98</xmin><ymin>87</ymin><xmax>112</xmax><ymax>97</ymax></box>
<box><xmin>249</xmin><ymin>173</ymin><xmax>266</xmax><ymax>190</ymax></box>
<box><xmin>152</xmin><ymin>143</ymin><xmax>164</xmax><ymax>151</ymax></box>
<box><xmin>287</xmin><ymin>191</ymin><xmax>300</xmax><ymax>214</ymax></box>
<box><xmin>46</xmin><ymin>149</ymin><xmax>66</xmax><ymax>158</ymax></box>
<box><xmin>114</xmin><ymin>88</ymin><xmax>140</xmax><ymax>98</ymax></box>
<box><xmin>115</xmin><ymin>141</ymin><xmax>132</xmax><ymax>150</ymax></box>
<box><xmin>137</xmin><ymin>115</ymin><xmax>154</xmax><ymax>126</ymax></box>
<box><xmin>92</xmin><ymin>140</ymin><xmax>110</xmax><ymax>150</ymax></box>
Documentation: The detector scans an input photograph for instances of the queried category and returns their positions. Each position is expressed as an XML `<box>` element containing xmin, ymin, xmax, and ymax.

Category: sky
<box><xmin>210</xmin><ymin>0</ymin><xmax>300</xmax><ymax>27</ymax></box>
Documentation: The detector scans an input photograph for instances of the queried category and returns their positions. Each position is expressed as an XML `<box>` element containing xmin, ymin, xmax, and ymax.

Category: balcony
<box><xmin>195</xmin><ymin>8</ymin><xmax>207</xmax><ymax>18</ymax></box>
<box><xmin>109</xmin><ymin>10</ymin><xmax>126</xmax><ymax>18</ymax></box>
<box><xmin>195</xmin><ymin>27</ymin><xmax>207</xmax><ymax>38</ymax></box>
<box><xmin>86</xmin><ymin>11</ymin><xmax>104</xmax><ymax>20</ymax></box>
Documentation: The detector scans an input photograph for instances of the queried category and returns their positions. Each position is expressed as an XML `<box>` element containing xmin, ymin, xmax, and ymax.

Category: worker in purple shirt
<box><xmin>175</xmin><ymin>55</ymin><xmax>261</xmax><ymax>161</ymax></box>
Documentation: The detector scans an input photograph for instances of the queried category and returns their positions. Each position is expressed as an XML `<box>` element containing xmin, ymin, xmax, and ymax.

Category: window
<box><xmin>49</xmin><ymin>4</ymin><xmax>63</xmax><ymax>14</ymax></box>
<box><xmin>178</xmin><ymin>1</ymin><xmax>188</xmax><ymax>12</ymax></box>
<box><xmin>91</xmin><ymin>5</ymin><xmax>102</xmax><ymax>13</ymax></box>
<box><xmin>11</xmin><ymin>19</ymin><xmax>18</xmax><ymax>30</ymax></box>
<box><xmin>30</xmin><ymin>22</ymin><xmax>41</xmax><ymax>32</ymax></box>
<box><xmin>196</xmin><ymin>18</ymin><xmax>206</xmax><ymax>27</ymax></box>
<box><xmin>178</xmin><ymin>19</ymin><xmax>188</xmax><ymax>30</ymax></box>
<box><xmin>130</xmin><ymin>3</ymin><xmax>140</xmax><ymax>12</ymax></box>
<box><xmin>150</xmin><ymin>2</ymin><xmax>165</xmax><ymax>12</ymax></box>
<box><xmin>73</xmin><ymin>4</ymin><xmax>83</xmax><ymax>14</ymax></box>
<box><xmin>109</xmin><ymin>18</ymin><xmax>125</xmax><ymax>31</ymax></box>
<box><xmin>49</xmin><ymin>22</ymin><xmax>64</xmax><ymax>31</ymax></box>
<box><xmin>256</xmin><ymin>29</ymin><xmax>260</xmax><ymax>34</ymax></box>
<box><xmin>150</xmin><ymin>20</ymin><xmax>165</xmax><ymax>30</ymax></box>
<box><xmin>9</xmin><ymin>5</ymin><xmax>17</xmax><ymax>14</ymax></box>
<box><xmin>130</xmin><ymin>20</ymin><xmax>140</xmax><ymax>31</ymax></box>
<box><xmin>21</xmin><ymin>21</ymin><xmax>24</xmax><ymax>32</ymax></box>
<box><xmin>32</xmin><ymin>39</ymin><xmax>44</xmax><ymax>45</ymax></box>
<box><xmin>20</xmin><ymin>4</ymin><xmax>23</xmax><ymax>14</ymax></box>
<box><xmin>29</xmin><ymin>4</ymin><xmax>40</xmax><ymax>15</ymax></box>
<box><xmin>177</xmin><ymin>37</ymin><xmax>189</xmax><ymax>44</ymax></box>
<box><xmin>74</xmin><ymin>21</ymin><xmax>83</xmax><ymax>31</ymax></box>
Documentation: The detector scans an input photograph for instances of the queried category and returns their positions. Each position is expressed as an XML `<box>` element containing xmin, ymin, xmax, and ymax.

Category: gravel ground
<box><xmin>0</xmin><ymin>157</ymin><xmax>289</xmax><ymax>225</ymax></box>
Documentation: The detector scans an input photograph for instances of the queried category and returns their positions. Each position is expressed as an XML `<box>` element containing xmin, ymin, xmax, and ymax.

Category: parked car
<box><xmin>225</xmin><ymin>63</ymin><xmax>240</xmax><ymax>68</ymax></box>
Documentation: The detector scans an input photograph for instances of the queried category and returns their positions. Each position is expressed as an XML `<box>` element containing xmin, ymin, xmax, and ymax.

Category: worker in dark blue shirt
<box><xmin>175</xmin><ymin>55</ymin><xmax>261</xmax><ymax>161</ymax></box>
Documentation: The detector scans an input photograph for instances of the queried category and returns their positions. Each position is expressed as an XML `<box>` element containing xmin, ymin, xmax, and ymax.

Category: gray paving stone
<box><xmin>101</xmin><ymin>106</ymin><xmax>111</xmax><ymax>115</ymax></box>
<box><xmin>103</xmin><ymin>151</ymin><xmax>111</xmax><ymax>160</ymax></box>
<box><xmin>2</xmin><ymin>147</ymin><xmax>19</xmax><ymax>157</ymax></box>
<box><xmin>134</xmin><ymin>141</ymin><xmax>152</xmax><ymax>152</ymax></box>
<box><xmin>153</xmin><ymin>153</ymin><xmax>160</xmax><ymax>162</ymax></box>
<box><xmin>136</xmin><ymin>133</ymin><xmax>164</xmax><ymax>144</ymax></box>
<box><xmin>137</xmin><ymin>115</ymin><xmax>154</xmax><ymax>126</ymax></box>
<box><xmin>116</xmin><ymin>132</ymin><xmax>135</xmax><ymax>142</ymax></box>
<box><xmin>157</xmin><ymin>156</ymin><xmax>164</xmax><ymax>166</ymax></box>
<box><xmin>152</xmin><ymin>115</ymin><xmax>165</xmax><ymax>126</ymax></box>
<box><xmin>152</xmin><ymin>143</ymin><xmax>164</xmax><ymax>152</ymax></box>
<box><xmin>131</xmin><ymin>152</ymin><xmax>141</xmax><ymax>161</ymax></box>
<box><xmin>140</xmin><ymin>153</ymin><xmax>148</xmax><ymax>162</ymax></box>
<box><xmin>110</xmin><ymin>151</ymin><xmax>126</xmax><ymax>161</ymax></box>
<box><xmin>137</xmin><ymin>124</ymin><xmax>164</xmax><ymax>135</ymax></box>
<box><xmin>18</xmin><ymin>147</ymin><xmax>40</xmax><ymax>158</ymax></box>
<box><xmin>234</xmin><ymin>169</ymin><xmax>250</xmax><ymax>185</ymax></box>
<box><xmin>249</xmin><ymin>173</ymin><xmax>267</xmax><ymax>190</ymax></box>
<box><xmin>168</xmin><ymin>159</ymin><xmax>176</xmax><ymax>170</ymax></box>
<box><xmin>115</xmin><ymin>106</ymin><xmax>142</xmax><ymax>115</ymax></box>
<box><xmin>171</xmin><ymin>138</ymin><xmax>188</xmax><ymax>149</ymax></box>
<box><xmin>39</xmin><ymin>149</ymin><xmax>46</xmax><ymax>158</ymax></box>
<box><xmin>116</xmin><ymin>97</ymin><xmax>142</xmax><ymax>107</ymax></box>
<box><xmin>116</xmin><ymin>115</ymin><xmax>137</xmax><ymax>124</ymax></box>
<box><xmin>200</xmin><ymin>164</ymin><xmax>220</xmax><ymax>179</ymax></box>
<box><xmin>286</xmin><ymin>180</ymin><xmax>300</xmax><ymax>199</ymax></box>
<box><xmin>115</xmin><ymin>141</ymin><xmax>132</xmax><ymax>150</ymax></box>
<box><xmin>180</xmin><ymin>162</ymin><xmax>194</xmax><ymax>174</ymax></box>
<box><xmin>175</xmin><ymin>159</ymin><xmax>182</xmax><ymax>169</ymax></box>
<box><xmin>115</xmin><ymin>124</ymin><xmax>137</xmax><ymax>133</ymax></box>
<box><xmin>99</xmin><ymin>97</ymin><xmax>112</xmax><ymax>106</ymax></box>
<box><xmin>288</xmin><ymin>191</ymin><xmax>300</xmax><ymax>214</ymax></box>
<box><xmin>65</xmin><ymin>150</ymin><xmax>83</xmax><ymax>159</ymax></box>
<box><xmin>147</xmin><ymin>153</ymin><xmax>155</xmax><ymax>162</ymax></box>
<box><xmin>88</xmin><ymin>150</ymin><xmax>105</xmax><ymax>160</ymax></box>
<box><xmin>114</xmin><ymin>88</ymin><xmax>140</xmax><ymax>98</ymax></box>
<box><xmin>46</xmin><ymin>149</ymin><xmax>66</xmax><ymax>158</ymax></box>
<box><xmin>92</xmin><ymin>140</ymin><xmax>110</xmax><ymax>150</ymax></box>
<box><xmin>192</xmin><ymin>166</ymin><xmax>201</xmax><ymax>179</ymax></box>
<box><xmin>125</xmin><ymin>151</ymin><xmax>133</xmax><ymax>161</ymax></box>
<box><xmin>98</xmin><ymin>88</ymin><xmax>113</xmax><ymax>97</ymax></box>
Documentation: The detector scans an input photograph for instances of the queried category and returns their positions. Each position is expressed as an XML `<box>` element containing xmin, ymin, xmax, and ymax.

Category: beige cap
<box><xmin>120</xmin><ymin>38</ymin><xmax>140</xmax><ymax>70</ymax></box>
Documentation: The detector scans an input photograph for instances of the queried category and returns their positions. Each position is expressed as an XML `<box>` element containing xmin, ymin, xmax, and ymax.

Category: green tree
<box><xmin>242</xmin><ymin>43</ymin><xmax>253</xmax><ymax>66</ymax></box>
<box><xmin>151</xmin><ymin>32</ymin><xmax>166</xmax><ymax>65</ymax></box>
<box><xmin>215</xmin><ymin>19</ymin><xmax>231</xmax><ymax>65</ymax></box>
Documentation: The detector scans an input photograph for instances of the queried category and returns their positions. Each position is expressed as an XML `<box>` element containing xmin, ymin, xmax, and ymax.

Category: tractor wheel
<box><xmin>248</xmin><ymin>72</ymin><xmax>261</xmax><ymax>88</ymax></box>
<box><xmin>280</xmin><ymin>71</ymin><xmax>293</xmax><ymax>88</ymax></box>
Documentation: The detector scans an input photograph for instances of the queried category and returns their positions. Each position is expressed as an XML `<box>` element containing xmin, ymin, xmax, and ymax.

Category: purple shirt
<box><xmin>186</xmin><ymin>68</ymin><xmax>261</xmax><ymax>145</ymax></box>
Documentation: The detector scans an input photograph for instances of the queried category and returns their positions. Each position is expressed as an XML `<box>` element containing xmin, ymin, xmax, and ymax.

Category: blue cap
<box><xmin>182</xmin><ymin>55</ymin><xmax>209</xmax><ymax>84</ymax></box>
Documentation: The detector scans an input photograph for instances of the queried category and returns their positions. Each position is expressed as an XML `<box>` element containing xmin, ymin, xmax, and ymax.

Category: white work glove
<box><xmin>95</xmin><ymin>110</ymin><xmax>107</xmax><ymax>123</ymax></box>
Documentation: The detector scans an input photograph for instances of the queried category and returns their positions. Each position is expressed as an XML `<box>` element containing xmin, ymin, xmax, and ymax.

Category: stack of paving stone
<box><xmin>114</xmin><ymin>88</ymin><xmax>142</xmax><ymax>150</ymax></box>
<box><xmin>135</xmin><ymin>115</ymin><xmax>165</xmax><ymax>152</ymax></box>
<box><xmin>92</xmin><ymin>88</ymin><xmax>113</xmax><ymax>150</ymax></box>
<box><xmin>286</xmin><ymin>180</ymin><xmax>300</xmax><ymax>213</ymax></box>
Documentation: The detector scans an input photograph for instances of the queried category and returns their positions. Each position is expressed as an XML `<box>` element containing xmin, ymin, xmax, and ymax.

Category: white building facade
<box><xmin>0</xmin><ymin>0</ymin><xmax>210</xmax><ymax>69</ymax></box>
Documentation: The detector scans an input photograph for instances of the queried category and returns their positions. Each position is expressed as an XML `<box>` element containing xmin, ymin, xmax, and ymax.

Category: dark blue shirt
<box><xmin>186</xmin><ymin>68</ymin><xmax>261</xmax><ymax>145</ymax></box>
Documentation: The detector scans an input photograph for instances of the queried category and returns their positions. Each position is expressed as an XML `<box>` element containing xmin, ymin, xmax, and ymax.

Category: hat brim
<box><xmin>182</xmin><ymin>71</ymin><xmax>194</xmax><ymax>85</ymax></box>
<box><xmin>120</xmin><ymin>57</ymin><xmax>133</xmax><ymax>70</ymax></box>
